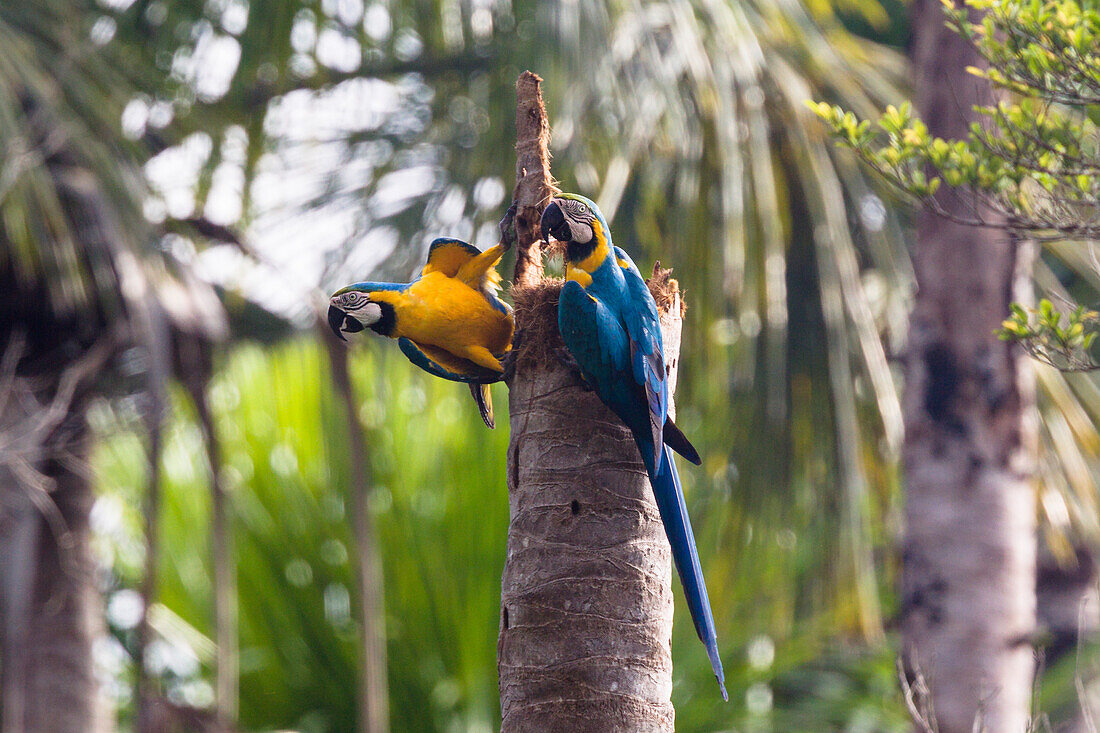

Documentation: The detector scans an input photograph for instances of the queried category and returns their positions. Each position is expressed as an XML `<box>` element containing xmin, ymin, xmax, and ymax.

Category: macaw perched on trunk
<box><xmin>542</xmin><ymin>193</ymin><xmax>727</xmax><ymax>701</ymax></box>
<box><xmin>328</xmin><ymin>237</ymin><xmax>513</xmax><ymax>427</ymax></box>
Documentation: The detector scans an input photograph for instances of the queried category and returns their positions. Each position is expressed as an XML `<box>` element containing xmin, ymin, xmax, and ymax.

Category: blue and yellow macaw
<box><xmin>542</xmin><ymin>193</ymin><xmax>727</xmax><ymax>700</ymax></box>
<box><xmin>328</xmin><ymin>237</ymin><xmax>514</xmax><ymax>427</ymax></box>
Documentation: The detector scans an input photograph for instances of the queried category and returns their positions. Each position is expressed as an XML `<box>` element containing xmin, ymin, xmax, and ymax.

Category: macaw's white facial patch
<box><xmin>559</xmin><ymin>198</ymin><xmax>589</xmax><ymax>218</ymax></box>
<box><xmin>572</xmin><ymin>223</ymin><xmax>594</xmax><ymax>244</ymax></box>
<box><xmin>355</xmin><ymin>302</ymin><xmax>383</xmax><ymax>326</ymax></box>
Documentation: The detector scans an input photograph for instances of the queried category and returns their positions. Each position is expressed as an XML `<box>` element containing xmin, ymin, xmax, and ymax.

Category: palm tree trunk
<box><xmin>135</xmin><ymin>310</ymin><xmax>170</xmax><ymax>733</ymax></box>
<box><xmin>496</xmin><ymin>72</ymin><xmax>682</xmax><ymax>733</ymax></box>
<box><xmin>0</xmin><ymin>380</ymin><xmax>40</xmax><ymax>733</ymax></box>
<box><xmin>0</xmin><ymin>362</ymin><xmax>42</xmax><ymax>733</ymax></box>
<box><xmin>202</xmin><ymin>391</ymin><xmax>238</xmax><ymax>731</ymax></box>
<box><xmin>901</xmin><ymin>3</ymin><xmax>1038</xmax><ymax>730</ymax></box>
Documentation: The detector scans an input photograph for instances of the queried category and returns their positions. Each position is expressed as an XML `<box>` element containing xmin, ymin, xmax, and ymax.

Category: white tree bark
<box><xmin>901</xmin><ymin>3</ymin><xmax>1038</xmax><ymax>729</ymax></box>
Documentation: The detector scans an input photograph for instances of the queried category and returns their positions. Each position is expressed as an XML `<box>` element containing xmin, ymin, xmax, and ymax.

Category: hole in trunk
<box><xmin>570</xmin><ymin>500</ymin><xmax>580</xmax><ymax>515</ymax></box>
<box><xmin>503</xmin><ymin>606</ymin><xmax>509</xmax><ymax>629</ymax></box>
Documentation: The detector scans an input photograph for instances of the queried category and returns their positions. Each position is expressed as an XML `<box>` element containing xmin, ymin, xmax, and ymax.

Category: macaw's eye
<box><xmin>561</xmin><ymin>199</ymin><xmax>589</xmax><ymax>217</ymax></box>
<box><xmin>337</xmin><ymin>291</ymin><xmax>369</xmax><ymax>310</ymax></box>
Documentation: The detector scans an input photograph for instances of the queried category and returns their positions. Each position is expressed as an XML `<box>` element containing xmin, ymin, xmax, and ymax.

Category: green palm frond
<box><xmin>1034</xmin><ymin>251</ymin><xmax>1100</xmax><ymax>551</ymax></box>
<box><xmin>0</xmin><ymin>3</ymin><xmax>142</xmax><ymax>319</ymax></box>
<box><xmin>0</xmin><ymin>0</ymin><xmax>225</xmax><ymax>362</ymax></box>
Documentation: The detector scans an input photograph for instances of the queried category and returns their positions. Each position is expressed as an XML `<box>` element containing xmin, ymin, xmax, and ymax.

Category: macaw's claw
<box><xmin>499</xmin><ymin>201</ymin><xmax>518</xmax><ymax>251</ymax></box>
<box><xmin>501</xmin><ymin>348</ymin><xmax>517</xmax><ymax>385</ymax></box>
<box><xmin>501</xmin><ymin>330</ymin><xmax>523</xmax><ymax>384</ymax></box>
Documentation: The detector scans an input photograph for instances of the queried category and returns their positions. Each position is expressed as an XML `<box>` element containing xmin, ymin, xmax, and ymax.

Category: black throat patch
<box><xmin>566</xmin><ymin>237</ymin><xmax>598</xmax><ymax>265</ymax></box>
<box><xmin>368</xmin><ymin>300</ymin><xmax>397</xmax><ymax>337</ymax></box>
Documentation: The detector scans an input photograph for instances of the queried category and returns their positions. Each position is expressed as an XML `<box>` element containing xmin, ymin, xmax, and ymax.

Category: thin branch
<box><xmin>898</xmin><ymin>657</ymin><xmax>940</xmax><ymax>733</ymax></box>
<box><xmin>204</xmin><ymin>53</ymin><xmax>495</xmax><ymax>115</ymax></box>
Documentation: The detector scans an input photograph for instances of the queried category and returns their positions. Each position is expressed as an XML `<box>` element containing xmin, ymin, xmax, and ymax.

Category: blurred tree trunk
<box><xmin>0</xmin><ymin>338</ymin><xmax>114</xmax><ymax>733</ymax></box>
<box><xmin>177</xmin><ymin>332</ymin><xmax>237</xmax><ymax>731</ymax></box>
<box><xmin>324</xmin><ymin>331</ymin><xmax>389</xmax><ymax>733</ymax></box>
<box><xmin>496</xmin><ymin>72</ymin><xmax>679</xmax><ymax>733</ymax></box>
<box><xmin>901</xmin><ymin>2</ymin><xmax>1038</xmax><ymax>730</ymax></box>
<box><xmin>134</xmin><ymin>391</ymin><xmax>164</xmax><ymax>733</ymax></box>
<box><xmin>23</xmin><ymin>419</ymin><xmax>108</xmax><ymax>733</ymax></box>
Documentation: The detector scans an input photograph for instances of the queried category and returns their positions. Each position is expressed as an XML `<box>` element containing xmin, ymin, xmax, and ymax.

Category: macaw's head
<box><xmin>327</xmin><ymin>284</ymin><xmax>398</xmax><ymax>341</ymax></box>
<box><xmin>540</xmin><ymin>193</ymin><xmax>611</xmax><ymax>263</ymax></box>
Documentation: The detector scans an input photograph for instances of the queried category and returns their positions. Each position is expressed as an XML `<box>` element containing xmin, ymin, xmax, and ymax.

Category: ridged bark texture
<box><xmin>901</xmin><ymin>2</ymin><xmax>1038</xmax><ymax>730</ymax></box>
<box><xmin>498</xmin><ymin>281</ymin><xmax>683</xmax><ymax>733</ymax></box>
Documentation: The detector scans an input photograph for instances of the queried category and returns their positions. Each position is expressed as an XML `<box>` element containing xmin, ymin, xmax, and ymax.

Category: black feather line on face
<box><xmin>557</xmin><ymin>197</ymin><xmax>590</xmax><ymax>219</ymax></box>
<box><xmin>368</xmin><ymin>300</ymin><xmax>397</xmax><ymax>336</ymax></box>
<box><xmin>566</xmin><ymin>237</ymin><xmax>599</xmax><ymax>264</ymax></box>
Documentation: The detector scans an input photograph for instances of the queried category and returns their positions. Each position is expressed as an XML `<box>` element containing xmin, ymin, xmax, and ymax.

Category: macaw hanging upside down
<box><xmin>328</xmin><ymin>236</ymin><xmax>514</xmax><ymax>428</ymax></box>
<box><xmin>542</xmin><ymin>193</ymin><xmax>728</xmax><ymax>701</ymax></box>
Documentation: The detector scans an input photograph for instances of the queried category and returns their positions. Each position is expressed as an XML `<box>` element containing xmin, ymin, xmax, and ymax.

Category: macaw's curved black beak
<box><xmin>328</xmin><ymin>304</ymin><xmax>347</xmax><ymax>340</ymax></box>
<box><xmin>540</xmin><ymin>200</ymin><xmax>570</xmax><ymax>244</ymax></box>
<box><xmin>328</xmin><ymin>304</ymin><xmax>363</xmax><ymax>341</ymax></box>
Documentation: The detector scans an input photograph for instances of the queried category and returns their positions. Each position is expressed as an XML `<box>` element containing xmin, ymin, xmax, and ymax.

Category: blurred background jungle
<box><xmin>2</xmin><ymin>0</ymin><xmax>1099</xmax><ymax>731</ymax></box>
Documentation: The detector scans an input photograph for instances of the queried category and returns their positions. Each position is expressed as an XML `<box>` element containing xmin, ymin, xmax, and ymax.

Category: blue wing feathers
<box><xmin>663</xmin><ymin>417</ymin><xmax>702</xmax><ymax>465</ymax></box>
<box><xmin>559</xmin><ymin>281</ymin><xmax>630</xmax><ymax>381</ymax></box>
<box><xmin>397</xmin><ymin>338</ymin><xmax>501</xmax><ymax>384</ymax></box>
<box><xmin>485</xmin><ymin>291</ymin><xmax>512</xmax><ymax>316</ymax></box>
<box><xmin>561</xmin><ymin>244</ymin><xmax>726</xmax><ymax>700</ymax></box>
<box><xmin>652</xmin><ymin>445</ymin><xmax>728</xmax><ymax>701</ymax></box>
<box><xmin>618</xmin><ymin>253</ymin><xmax>668</xmax><ymax>466</ymax></box>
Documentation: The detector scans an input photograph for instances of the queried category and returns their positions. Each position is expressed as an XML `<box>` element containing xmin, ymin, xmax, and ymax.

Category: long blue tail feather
<box><xmin>650</xmin><ymin>444</ymin><xmax>727</xmax><ymax>701</ymax></box>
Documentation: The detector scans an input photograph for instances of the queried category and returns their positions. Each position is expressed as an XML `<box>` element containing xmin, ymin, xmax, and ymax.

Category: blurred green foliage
<box><xmin>93</xmin><ymin>338</ymin><xmax>914</xmax><ymax>732</ymax></box>
<box><xmin>95</xmin><ymin>340</ymin><xmax>512</xmax><ymax>731</ymax></box>
<box><xmin>813</xmin><ymin>0</ymin><xmax>1100</xmax><ymax>228</ymax></box>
